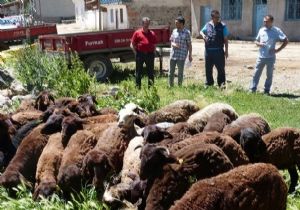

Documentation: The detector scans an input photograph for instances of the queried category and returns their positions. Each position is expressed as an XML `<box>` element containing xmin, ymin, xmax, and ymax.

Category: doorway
<box><xmin>200</xmin><ymin>6</ymin><xmax>211</xmax><ymax>30</ymax></box>
<box><xmin>253</xmin><ymin>0</ymin><xmax>268</xmax><ymax>36</ymax></box>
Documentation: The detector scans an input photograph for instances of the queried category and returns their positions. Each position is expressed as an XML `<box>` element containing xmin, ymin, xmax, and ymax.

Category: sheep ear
<box><xmin>155</xmin><ymin>146</ymin><xmax>176</xmax><ymax>163</ymax></box>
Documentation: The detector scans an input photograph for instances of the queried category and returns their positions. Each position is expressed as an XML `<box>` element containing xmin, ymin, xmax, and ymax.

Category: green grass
<box><xmin>1</xmin><ymin>65</ymin><xmax>300</xmax><ymax>209</ymax></box>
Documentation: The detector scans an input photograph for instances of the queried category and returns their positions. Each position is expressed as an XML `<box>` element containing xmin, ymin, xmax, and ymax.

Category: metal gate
<box><xmin>253</xmin><ymin>0</ymin><xmax>268</xmax><ymax>36</ymax></box>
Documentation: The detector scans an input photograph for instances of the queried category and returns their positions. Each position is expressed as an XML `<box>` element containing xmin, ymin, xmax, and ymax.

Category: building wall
<box><xmin>73</xmin><ymin>0</ymin><xmax>128</xmax><ymax>31</ymax></box>
<box><xmin>191</xmin><ymin>0</ymin><xmax>300</xmax><ymax>41</ymax></box>
<box><xmin>125</xmin><ymin>0</ymin><xmax>191</xmax><ymax>30</ymax></box>
<box><xmin>36</xmin><ymin>0</ymin><xmax>75</xmax><ymax>22</ymax></box>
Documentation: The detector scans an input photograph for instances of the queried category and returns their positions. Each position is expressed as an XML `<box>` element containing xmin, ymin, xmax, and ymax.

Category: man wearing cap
<box><xmin>200</xmin><ymin>10</ymin><xmax>228</xmax><ymax>88</ymax></box>
<box><xmin>130</xmin><ymin>17</ymin><xmax>157</xmax><ymax>89</ymax></box>
<box><xmin>169</xmin><ymin>16</ymin><xmax>193</xmax><ymax>87</ymax></box>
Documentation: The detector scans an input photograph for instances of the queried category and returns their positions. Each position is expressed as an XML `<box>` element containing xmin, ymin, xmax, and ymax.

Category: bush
<box><xmin>97</xmin><ymin>80</ymin><xmax>160</xmax><ymax>112</ymax></box>
<box><xmin>6</xmin><ymin>45</ymin><xmax>97</xmax><ymax>98</ymax></box>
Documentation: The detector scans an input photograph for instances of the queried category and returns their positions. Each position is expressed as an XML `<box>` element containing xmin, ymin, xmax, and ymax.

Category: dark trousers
<box><xmin>135</xmin><ymin>51</ymin><xmax>155</xmax><ymax>89</ymax></box>
<box><xmin>205</xmin><ymin>49</ymin><xmax>226</xmax><ymax>87</ymax></box>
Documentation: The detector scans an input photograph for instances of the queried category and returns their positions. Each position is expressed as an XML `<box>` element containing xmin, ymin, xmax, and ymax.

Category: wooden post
<box><xmin>98</xmin><ymin>1</ymin><xmax>102</xmax><ymax>31</ymax></box>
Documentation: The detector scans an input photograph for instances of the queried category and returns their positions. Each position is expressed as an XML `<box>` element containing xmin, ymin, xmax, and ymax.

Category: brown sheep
<box><xmin>66</xmin><ymin>94</ymin><xmax>99</xmax><ymax>118</ymax></box>
<box><xmin>0</xmin><ymin>124</ymin><xmax>49</xmax><ymax>190</ymax></box>
<box><xmin>60</xmin><ymin>114</ymin><xmax>117</xmax><ymax>146</ymax></box>
<box><xmin>57</xmin><ymin>130</ymin><xmax>98</xmax><ymax>195</ymax></box>
<box><xmin>143</xmin><ymin>122</ymin><xmax>197</xmax><ymax>147</ymax></box>
<box><xmin>34</xmin><ymin>90</ymin><xmax>55</xmax><ymax>111</ymax></box>
<box><xmin>10</xmin><ymin>110</ymin><xmax>43</xmax><ymax>128</ymax></box>
<box><xmin>33</xmin><ymin>132</ymin><xmax>64</xmax><ymax>200</ymax></box>
<box><xmin>15</xmin><ymin>91</ymin><xmax>54</xmax><ymax>112</ymax></box>
<box><xmin>168</xmin><ymin>132</ymin><xmax>250</xmax><ymax>167</ymax></box>
<box><xmin>82</xmin><ymin>108</ymin><xmax>138</xmax><ymax>191</ymax></box>
<box><xmin>140</xmin><ymin>143</ymin><xmax>234</xmax><ymax>210</ymax></box>
<box><xmin>187</xmin><ymin>102</ymin><xmax>238</xmax><ymax>132</ymax></box>
<box><xmin>203</xmin><ymin>112</ymin><xmax>232</xmax><ymax>132</ymax></box>
<box><xmin>142</xmin><ymin>100</ymin><xmax>200</xmax><ymax>125</ymax></box>
<box><xmin>244</xmin><ymin>127</ymin><xmax>300</xmax><ymax>193</ymax></box>
<box><xmin>0</xmin><ymin>113</ymin><xmax>17</xmax><ymax>169</ymax></box>
<box><xmin>170</xmin><ymin>163</ymin><xmax>288</xmax><ymax>210</ymax></box>
<box><xmin>223</xmin><ymin>113</ymin><xmax>271</xmax><ymax>142</ymax></box>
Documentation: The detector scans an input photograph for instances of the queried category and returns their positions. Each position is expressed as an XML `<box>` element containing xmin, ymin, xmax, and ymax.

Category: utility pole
<box><xmin>98</xmin><ymin>0</ymin><xmax>102</xmax><ymax>31</ymax></box>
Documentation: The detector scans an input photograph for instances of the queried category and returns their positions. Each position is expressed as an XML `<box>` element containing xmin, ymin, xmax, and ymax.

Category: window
<box><xmin>286</xmin><ymin>0</ymin><xmax>300</xmax><ymax>20</ymax></box>
<box><xmin>110</xmin><ymin>9</ymin><xmax>114</xmax><ymax>23</ymax></box>
<box><xmin>120</xmin><ymin>8</ymin><xmax>124</xmax><ymax>23</ymax></box>
<box><xmin>221</xmin><ymin>0</ymin><xmax>243</xmax><ymax>20</ymax></box>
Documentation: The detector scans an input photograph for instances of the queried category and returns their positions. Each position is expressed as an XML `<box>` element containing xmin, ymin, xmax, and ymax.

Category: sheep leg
<box><xmin>288</xmin><ymin>166</ymin><xmax>298</xmax><ymax>193</ymax></box>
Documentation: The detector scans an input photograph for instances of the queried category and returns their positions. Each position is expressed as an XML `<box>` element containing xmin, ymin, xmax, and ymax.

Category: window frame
<box><xmin>285</xmin><ymin>0</ymin><xmax>300</xmax><ymax>20</ymax></box>
<box><xmin>221</xmin><ymin>0</ymin><xmax>243</xmax><ymax>20</ymax></box>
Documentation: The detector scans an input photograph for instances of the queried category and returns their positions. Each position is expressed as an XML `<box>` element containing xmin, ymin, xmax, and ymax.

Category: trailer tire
<box><xmin>84</xmin><ymin>55</ymin><xmax>113</xmax><ymax>82</ymax></box>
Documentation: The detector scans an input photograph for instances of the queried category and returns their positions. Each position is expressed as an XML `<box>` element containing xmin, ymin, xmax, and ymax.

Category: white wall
<box><xmin>73</xmin><ymin>0</ymin><xmax>128</xmax><ymax>31</ymax></box>
<box><xmin>37</xmin><ymin>0</ymin><xmax>75</xmax><ymax>20</ymax></box>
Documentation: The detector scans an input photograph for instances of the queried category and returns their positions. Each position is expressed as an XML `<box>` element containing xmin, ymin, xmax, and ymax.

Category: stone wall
<box><xmin>125</xmin><ymin>0</ymin><xmax>191</xmax><ymax>30</ymax></box>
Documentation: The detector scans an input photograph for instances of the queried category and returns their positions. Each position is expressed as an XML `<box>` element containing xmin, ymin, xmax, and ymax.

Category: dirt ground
<box><xmin>162</xmin><ymin>39</ymin><xmax>300</xmax><ymax>95</ymax></box>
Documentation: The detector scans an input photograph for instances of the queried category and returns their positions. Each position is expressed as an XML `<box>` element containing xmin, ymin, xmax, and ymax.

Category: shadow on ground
<box><xmin>270</xmin><ymin>93</ymin><xmax>300</xmax><ymax>99</ymax></box>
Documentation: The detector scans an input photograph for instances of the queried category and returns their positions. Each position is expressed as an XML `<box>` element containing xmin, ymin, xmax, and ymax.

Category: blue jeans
<box><xmin>250</xmin><ymin>57</ymin><xmax>275</xmax><ymax>93</ymax></box>
<box><xmin>169</xmin><ymin>59</ymin><xmax>185</xmax><ymax>87</ymax></box>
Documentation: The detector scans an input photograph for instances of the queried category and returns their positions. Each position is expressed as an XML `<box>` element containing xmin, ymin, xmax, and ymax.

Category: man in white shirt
<box><xmin>249</xmin><ymin>14</ymin><xmax>288</xmax><ymax>95</ymax></box>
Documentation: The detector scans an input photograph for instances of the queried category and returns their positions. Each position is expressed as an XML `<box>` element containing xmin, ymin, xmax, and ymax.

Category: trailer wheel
<box><xmin>84</xmin><ymin>55</ymin><xmax>113</xmax><ymax>82</ymax></box>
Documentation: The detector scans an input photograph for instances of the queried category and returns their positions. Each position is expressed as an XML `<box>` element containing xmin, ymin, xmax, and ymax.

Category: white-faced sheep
<box><xmin>139</xmin><ymin>143</ymin><xmax>234</xmax><ymax>210</ymax></box>
<box><xmin>33</xmin><ymin>132</ymin><xmax>64</xmax><ymax>200</ymax></box>
<box><xmin>103</xmin><ymin>136</ymin><xmax>144</xmax><ymax>208</ymax></box>
<box><xmin>187</xmin><ymin>102</ymin><xmax>238</xmax><ymax>132</ymax></box>
<box><xmin>241</xmin><ymin>127</ymin><xmax>300</xmax><ymax>193</ymax></box>
<box><xmin>223</xmin><ymin>113</ymin><xmax>271</xmax><ymax>142</ymax></box>
<box><xmin>82</xmin><ymin>108</ymin><xmax>138</xmax><ymax>191</ymax></box>
<box><xmin>170</xmin><ymin>163</ymin><xmax>288</xmax><ymax>210</ymax></box>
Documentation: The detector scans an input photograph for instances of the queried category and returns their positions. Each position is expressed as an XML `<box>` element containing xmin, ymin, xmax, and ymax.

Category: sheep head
<box><xmin>34</xmin><ymin>90</ymin><xmax>55</xmax><ymax>111</ymax></box>
<box><xmin>240</xmin><ymin>127</ymin><xmax>267</xmax><ymax>163</ymax></box>
<box><xmin>41</xmin><ymin>109</ymin><xmax>65</xmax><ymax>134</ymax></box>
<box><xmin>82</xmin><ymin>151</ymin><xmax>112</xmax><ymax>190</ymax></box>
<box><xmin>117</xmin><ymin>109</ymin><xmax>137</xmax><ymax>129</ymax></box>
<box><xmin>61</xmin><ymin>115</ymin><xmax>84</xmax><ymax>146</ymax></box>
<box><xmin>142</xmin><ymin>125</ymin><xmax>172</xmax><ymax>143</ymax></box>
<box><xmin>139</xmin><ymin>144</ymin><xmax>177</xmax><ymax>180</ymax></box>
<box><xmin>33</xmin><ymin>180</ymin><xmax>57</xmax><ymax>200</ymax></box>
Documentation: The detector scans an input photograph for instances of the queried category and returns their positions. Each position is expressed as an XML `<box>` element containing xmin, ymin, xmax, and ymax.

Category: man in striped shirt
<box><xmin>169</xmin><ymin>16</ymin><xmax>193</xmax><ymax>87</ymax></box>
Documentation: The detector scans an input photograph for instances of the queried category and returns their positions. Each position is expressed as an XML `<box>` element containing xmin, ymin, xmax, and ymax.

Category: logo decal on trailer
<box><xmin>85</xmin><ymin>40</ymin><xmax>104</xmax><ymax>46</ymax></box>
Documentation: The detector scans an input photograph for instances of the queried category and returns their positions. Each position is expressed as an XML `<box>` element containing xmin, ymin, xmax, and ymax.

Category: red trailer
<box><xmin>0</xmin><ymin>24</ymin><xmax>57</xmax><ymax>42</ymax></box>
<box><xmin>39</xmin><ymin>26</ymin><xmax>170</xmax><ymax>82</ymax></box>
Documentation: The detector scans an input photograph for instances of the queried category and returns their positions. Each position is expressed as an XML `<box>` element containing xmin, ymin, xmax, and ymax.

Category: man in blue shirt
<box><xmin>169</xmin><ymin>16</ymin><xmax>192</xmax><ymax>87</ymax></box>
<box><xmin>200</xmin><ymin>10</ymin><xmax>229</xmax><ymax>88</ymax></box>
<box><xmin>250</xmin><ymin>14</ymin><xmax>288</xmax><ymax>95</ymax></box>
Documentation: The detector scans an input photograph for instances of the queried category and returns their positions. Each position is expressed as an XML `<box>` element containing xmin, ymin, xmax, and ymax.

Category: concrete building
<box><xmin>73</xmin><ymin>0</ymin><xmax>191</xmax><ymax>31</ymax></box>
<box><xmin>191</xmin><ymin>0</ymin><xmax>300</xmax><ymax>41</ymax></box>
<box><xmin>0</xmin><ymin>0</ymin><xmax>75</xmax><ymax>22</ymax></box>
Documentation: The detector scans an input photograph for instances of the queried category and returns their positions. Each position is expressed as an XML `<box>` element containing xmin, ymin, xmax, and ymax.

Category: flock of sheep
<box><xmin>0</xmin><ymin>90</ymin><xmax>299</xmax><ymax>210</ymax></box>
